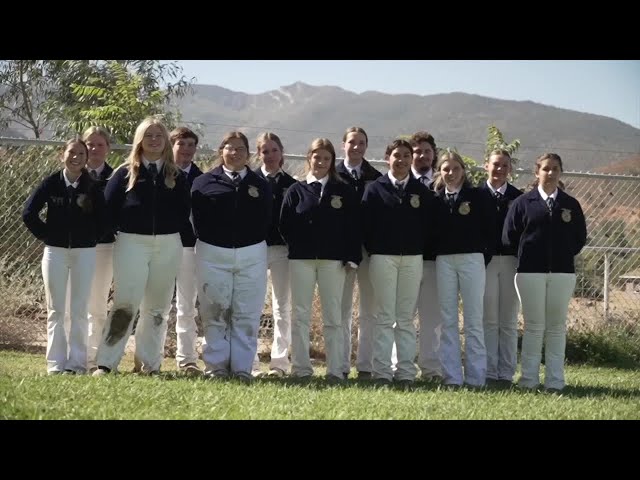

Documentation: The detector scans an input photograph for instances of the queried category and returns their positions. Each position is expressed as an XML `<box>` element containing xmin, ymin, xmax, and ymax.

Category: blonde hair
<box><xmin>121</xmin><ymin>116</ymin><xmax>178</xmax><ymax>192</ymax></box>
<box><xmin>256</xmin><ymin>132</ymin><xmax>285</xmax><ymax>167</ymax></box>
<box><xmin>82</xmin><ymin>126</ymin><xmax>112</xmax><ymax>146</ymax></box>
<box><xmin>433</xmin><ymin>149</ymin><xmax>470</xmax><ymax>191</ymax></box>
<box><xmin>305</xmin><ymin>138</ymin><xmax>341</xmax><ymax>182</ymax></box>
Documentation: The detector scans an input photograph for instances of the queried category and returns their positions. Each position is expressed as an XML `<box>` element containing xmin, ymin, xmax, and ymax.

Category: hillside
<box><xmin>171</xmin><ymin>82</ymin><xmax>640</xmax><ymax>171</ymax></box>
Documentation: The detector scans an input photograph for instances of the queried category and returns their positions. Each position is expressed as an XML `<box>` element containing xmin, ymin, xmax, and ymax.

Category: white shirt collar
<box><xmin>537</xmin><ymin>185</ymin><xmax>558</xmax><ymax>201</ymax></box>
<box><xmin>261</xmin><ymin>165</ymin><xmax>283</xmax><ymax>178</ymax></box>
<box><xmin>142</xmin><ymin>157</ymin><xmax>163</xmax><ymax>172</ymax></box>
<box><xmin>306</xmin><ymin>173</ymin><xmax>329</xmax><ymax>186</ymax></box>
<box><xmin>63</xmin><ymin>169</ymin><xmax>80</xmax><ymax>188</ymax></box>
<box><xmin>181</xmin><ymin>163</ymin><xmax>192</xmax><ymax>175</ymax></box>
<box><xmin>445</xmin><ymin>186</ymin><xmax>461</xmax><ymax>196</ymax></box>
<box><xmin>411</xmin><ymin>166</ymin><xmax>433</xmax><ymax>180</ymax></box>
<box><xmin>344</xmin><ymin>160</ymin><xmax>362</xmax><ymax>178</ymax></box>
<box><xmin>222</xmin><ymin>165</ymin><xmax>247</xmax><ymax>180</ymax></box>
<box><xmin>487</xmin><ymin>180</ymin><xmax>507</xmax><ymax>195</ymax></box>
<box><xmin>88</xmin><ymin>163</ymin><xmax>106</xmax><ymax>176</ymax></box>
<box><xmin>387</xmin><ymin>171</ymin><xmax>409</xmax><ymax>187</ymax></box>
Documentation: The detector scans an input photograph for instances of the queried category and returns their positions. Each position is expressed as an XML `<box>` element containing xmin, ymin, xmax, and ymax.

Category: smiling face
<box><xmin>173</xmin><ymin>137</ymin><xmax>197</xmax><ymax>169</ymax></box>
<box><xmin>85</xmin><ymin>132</ymin><xmax>110</xmax><ymax>170</ymax></box>
<box><xmin>222</xmin><ymin>137</ymin><xmax>249</xmax><ymax>171</ymax></box>
<box><xmin>412</xmin><ymin>141</ymin><xmax>435</xmax><ymax>174</ymax></box>
<box><xmin>387</xmin><ymin>145</ymin><xmax>413</xmax><ymax>180</ymax></box>
<box><xmin>142</xmin><ymin>125</ymin><xmax>166</xmax><ymax>160</ymax></box>
<box><xmin>309</xmin><ymin>148</ymin><xmax>333</xmax><ymax>179</ymax></box>
<box><xmin>440</xmin><ymin>159</ymin><xmax>465</xmax><ymax>190</ymax></box>
<box><xmin>485</xmin><ymin>153</ymin><xmax>511</xmax><ymax>189</ymax></box>
<box><xmin>62</xmin><ymin>141</ymin><xmax>88</xmax><ymax>179</ymax></box>
<box><xmin>259</xmin><ymin>139</ymin><xmax>283</xmax><ymax>174</ymax></box>
<box><xmin>343</xmin><ymin>131</ymin><xmax>367</xmax><ymax>167</ymax></box>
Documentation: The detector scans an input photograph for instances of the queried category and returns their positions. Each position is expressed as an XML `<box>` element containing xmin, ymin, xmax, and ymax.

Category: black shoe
<box><xmin>357</xmin><ymin>371</ymin><xmax>372</xmax><ymax>380</ymax></box>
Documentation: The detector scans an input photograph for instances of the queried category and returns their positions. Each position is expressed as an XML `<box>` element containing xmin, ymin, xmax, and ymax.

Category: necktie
<box><xmin>546</xmin><ymin>196</ymin><xmax>554</xmax><ymax>213</ymax></box>
<box><xmin>494</xmin><ymin>191</ymin><xmax>503</xmax><ymax>210</ymax></box>
<box><xmin>148</xmin><ymin>163</ymin><xmax>158</xmax><ymax>182</ymax></box>
<box><xmin>231</xmin><ymin>171</ymin><xmax>241</xmax><ymax>186</ymax></box>
<box><xmin>310</xmin><ymin>181</ymin><xmax>322</xmax><ymax>197</ymax></box>
<box><xmin>268</xmin><ymin>172</ymin><xmax>280</xmax><ymax>186</ymax></box>
<box><xmin>495</xmin><ymin>191</ymin><xmax>503</xmax><ymax>200</ymax></box>
<box><xmin>67</xmin><ymin>185</ymin><xmax>76</xmax><ymax>204</ymax></box>
<box><xmin>446</xmin><ymin>192</ymin><xmax>456</xmax><ymax>210</ymax></box>
<box><xmin>419</xmin><ymin>176</ymin><xmax>429</xmax><ymax>186</ymax></box>
<box><xmin>396</xmin><ymin>182</ymin><xmax>404</xmax><ymax>195</ymax></box>
<box><xmin>351</xmin><ymin>169</ymin><xmax>359</xmax><ymax>181</ymax></box>
<box><xmin>89</xmin><ymin>169</ymin><xmax>99</xmax><ymax>180</ymax></box>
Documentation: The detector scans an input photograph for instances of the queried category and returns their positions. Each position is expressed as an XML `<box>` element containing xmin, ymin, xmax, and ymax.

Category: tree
<box><xmin>0</xmin><ymin>60</ymin><xmax>193</xmax><ymax>143</ymax></box>
<box><xmin>0</xmin><ymin>60</ymin><xmax>66</xmax><ymax>138</ymax></box>
<box><xmin>47</xmin><ymin>60</ymin><xmax>192</xmax><ymax>144</ymax></box>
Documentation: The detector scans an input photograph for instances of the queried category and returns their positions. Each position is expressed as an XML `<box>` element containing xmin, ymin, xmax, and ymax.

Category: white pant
<box><xmin>96</xmin><ymin>233</ymin><xmax>182</xmax><ymax>372</ymax></box>
<box><xmin>515</xmin><ymin>273</ymin><xmax>576</xmax><ymax>390</ymax></box>
<box><xmin>290</xmin><ymin>259</ymin><xmax>346</xmax><ymax>378</ymax></box>
<box><xmin>42</xmin><ymin>246</ymin><xmax>96</xmax><ymax>373</ymax></box>
<box><xmin>86</xmin><ymin>243</ymin><xmax>113</xmax><ymax>370</ymax></box>
<box><xmin>436</xmin><ymin>253</ymin><xmax>486</xmax><ymax>386</ymax></box>
<box><xmin>416</xmin><ymin>260</ymin><xmax>442</xmax><ymax>377</ymax></box>
<box><xmin>483</xmin><ymin>255</ymin><xmax>519</xmax><ymax>381</ymax></box>
<box><xmin>175</xmin><ymin>246</ymin><xmax>199</xmax><ymax>367</ymax></box>
<box><xmin>265</xmin><ymin>245</ymin><xmax>292</xmax><ymax>371</ymax></box>
<box><xmin>196</xmin><ymin>240</ymin><xmax>268</xmax><ymax>376</ymax></box>
<box><xmin>369</xmin><ymin>254</ymin><xmax>422</xmax><ymax>381</ymax></box>
<box><xmin>341</xmin><ymin>249</ymin><xmax>382</xmax><ymax>374</ymax></box>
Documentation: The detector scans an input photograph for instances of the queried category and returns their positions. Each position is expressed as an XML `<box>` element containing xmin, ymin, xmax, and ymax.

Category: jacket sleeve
<box><xmin>344</xmin><ymin>187</ymin><xmax>362</xmax><ymax>265</ymax></box>
<box><xmin>104</xmin><ymin>167</ymin><xmax>126</xmax><ymax>236</ymax></box>
<box><xmin>278</xmin><ymin>186</ymin><xmax>296</xmax><ymax>246</ymax></box>
<box><xmin>22</xmin><ymin>179</ymin><xmax>49</xmax><ymax>241</ymax></box>
<box><xmin>502</xmin><ymin>198</ymin><xmax>523</xmax><ymax>251</ymax></box>
<box><xmin>573</xmin><ymin>199</ymin><xmax>588</xmax><ymax>255</ymax></box>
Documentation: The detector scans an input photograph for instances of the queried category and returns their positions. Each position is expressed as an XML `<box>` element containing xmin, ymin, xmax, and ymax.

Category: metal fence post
<box><xmin>604</xmin><ymin>252</ymin><xmax>610</xmax><ymax>322</ymax></box>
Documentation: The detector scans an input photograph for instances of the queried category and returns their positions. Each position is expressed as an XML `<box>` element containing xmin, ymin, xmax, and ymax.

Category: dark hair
<box><xmin>529</xmin><ymin>152</ymin><xmax>565</xmax><ymax>190</ymax></box>
<box><xmin>170</xmin><ymin>126</ymin><xmax>199</xmax><ymax>145</ymax></box>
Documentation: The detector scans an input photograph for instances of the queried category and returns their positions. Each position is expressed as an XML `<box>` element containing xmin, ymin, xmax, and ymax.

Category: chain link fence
<box><xmin>1</xmin><ymin>138</ymin><xmax>639</xmax><ymax>359</ymax></box>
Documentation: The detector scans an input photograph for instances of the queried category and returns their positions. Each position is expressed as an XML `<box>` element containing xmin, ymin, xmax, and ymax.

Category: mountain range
<box><xmin>172</xmin><ymin>82</ymin><xmax>640</xmax><ymax>172</ymax></box>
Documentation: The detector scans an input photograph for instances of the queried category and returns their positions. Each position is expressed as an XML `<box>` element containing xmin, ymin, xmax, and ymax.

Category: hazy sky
<box><xmin>172</xmin><ymin>60</ymin><xmax>640</xmax><ymax>129</ymax></box>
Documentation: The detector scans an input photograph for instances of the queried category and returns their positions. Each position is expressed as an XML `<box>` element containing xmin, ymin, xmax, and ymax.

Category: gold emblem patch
<box><xmin>410</xmin><ymin>194</ymin><xmax>420</xmax><ymax>208</ymax></box>
<box><xmin>458</xmin><ymin>201</ymin><xmax>471</xmax><ymax>215</ymax></box>
<box><xmin>561</xmin><ymin>208</ymin><xmax>572</xmax><ymax>223</ymax></box>
<box><xmin>330</xmin><ymin>195</ymin><xmax>343</xmax><ymax>209</ymax></box>
<box><xmin>248</xmin><ymin>186</ymin><xmax>260</xmax><ymax>198</ymax></box>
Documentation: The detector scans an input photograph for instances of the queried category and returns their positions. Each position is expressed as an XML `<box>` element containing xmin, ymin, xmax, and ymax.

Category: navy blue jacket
<box><xmin>433</xmin><ymin>184</ymin><xmax>495</xmax><ymax>259</ymax></box>
<box><xmin>478</xmin><ymin>182</ymin><xmax>523</xmax><ymax>257</ymax></box>
<box><xmin>254</xmin><ymin>167</ymin><xmax>297</xmax><ymax>246</ymax></box>
<box><xmin>361</xmin><ymin>175</ymin><xmax>436</xmax><ymax>257</ymax></box>
<box><xmin>23</xmin><ymin>169</ymin><xmax>106</xmax><ymax>248</ymax></box>
<box><xmin>280</xmin><ymin>177</ymin><xmax>362</xmax><ymax>265</ymax></box>
<box><xmin>502</xmin><ymin>188</ymin><xmax>587</xmax><ymax>273</ymax></box>
<box><xmin>104</xmin><ymin>163</ymin><xmax>191</xmax><ymax>236</ymax></box>
<box><xmin>178</xmin><ymin>162</ymin><xmax>203</xmax><ymax>247</ymax></box>
<box><xmin>191</xmin><ymin>166</ymin><xmax>272</xmax><ymax>249</ymax></box>
<box><xmin>336</xmin><ymin>159</ymin><xmax>382</xmax><ymax>201</ymax></box>
<box><xmin>90</xmin><ymin>162</ymin><xmax>115</xmax><ymax>244</ymax></box>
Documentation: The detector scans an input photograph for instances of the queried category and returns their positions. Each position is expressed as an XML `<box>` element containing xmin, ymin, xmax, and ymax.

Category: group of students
<box><xmin>23</xmin><ymin>118</ymin><xmax>587</xmax><ymax>392</ymax></box>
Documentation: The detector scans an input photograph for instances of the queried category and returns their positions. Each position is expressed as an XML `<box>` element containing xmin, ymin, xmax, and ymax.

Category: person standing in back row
<box><xmin>171</xmin><ymin>126</ymin><xmax>204</xmax><ymax>376</ymax></box>
<box><xmin>252</xmin><ymin>132</ymin><xmax>297</xmax><ymax>377</ymax></box>
<box><xmin>336</xmin><ymin>126</ymin><xmax>382</xmax><ymax>379</ymax></box>
<box><xmin>82</xmin><ymin>126</ymin><xmax>114</xmax><ymax>373</ymax></box>
<box><xmin>408</xmin><ymin>130</ymin><xmax>442</xmax><ymax>382</ymax></box>
<box><xmin>480</xmin><ymin>149</ymin><xmax>523</xmax><ymax>386</ymax></box>
<box><xmin>503</xmin><ymin>153</ymin><xmax>586</xmax><ymax>393</ymax></box>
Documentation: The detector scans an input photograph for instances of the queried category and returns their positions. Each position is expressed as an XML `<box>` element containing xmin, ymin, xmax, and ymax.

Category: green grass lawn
<box><xmin>1</xmin><ymin>350</ymin><xmax>638</xmax><ymax>420</ymax></box>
